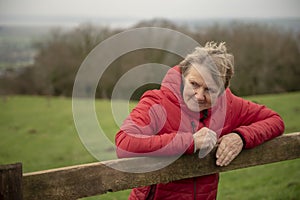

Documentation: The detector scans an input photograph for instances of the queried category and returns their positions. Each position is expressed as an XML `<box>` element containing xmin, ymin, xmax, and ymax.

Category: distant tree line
<box><xmin>1</xmin><ymin>19</ymin><xmax>299</xmax><ymax>99</ymax></box>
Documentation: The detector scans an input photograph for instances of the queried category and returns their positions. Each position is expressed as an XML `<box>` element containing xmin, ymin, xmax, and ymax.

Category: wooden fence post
<box><xmin>0</xmin><ymin>163</ymin><xmax>23</xmax><ymax>200</ymax></box>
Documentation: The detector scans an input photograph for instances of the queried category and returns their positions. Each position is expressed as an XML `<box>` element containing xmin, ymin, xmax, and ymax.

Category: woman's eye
<box><xmin>206</xmin><ymin>88</ymin><xmax>217</xmax><ymax>94</ymax></box>
<box><xmin>190</xmin><ymin>81</ymin><xmax>198</xmax><ymax>88</ymax></box>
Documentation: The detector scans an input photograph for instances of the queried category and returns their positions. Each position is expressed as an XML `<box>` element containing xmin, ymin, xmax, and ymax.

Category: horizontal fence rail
<box><xmin>1</xmin><ymin>132</ymin><xmax>300</xmax><ymax>199</ymax></box>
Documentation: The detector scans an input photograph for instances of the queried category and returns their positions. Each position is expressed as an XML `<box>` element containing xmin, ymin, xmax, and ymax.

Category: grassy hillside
<box><xmin>0</xmin><ymin>92</ymin><xmax>299</xmax><ymax>199</ymax></box>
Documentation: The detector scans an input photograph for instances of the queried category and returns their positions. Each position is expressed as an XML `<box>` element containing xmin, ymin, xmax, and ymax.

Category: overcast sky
<box><xmin>0</xmin><ymin>0</ymin><xmax>299</xmax><ymax>26</ymax></box>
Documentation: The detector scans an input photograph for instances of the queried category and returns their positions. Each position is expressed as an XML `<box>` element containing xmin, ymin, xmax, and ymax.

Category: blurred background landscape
<box><xmin>1</xmin><ymin>18</ymin><xmax>300</xmax><ymax>98</ymax></box>
<box><xmin>0</xmin><ymin>0</ymin><xmax>300</xmax><ymax>199</ymax></box>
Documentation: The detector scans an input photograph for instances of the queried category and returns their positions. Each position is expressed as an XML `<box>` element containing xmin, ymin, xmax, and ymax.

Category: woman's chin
<box><xmin>187</xmin><ymin>103</ymin><xmax>206</xmax><ymax>112</ymax></box>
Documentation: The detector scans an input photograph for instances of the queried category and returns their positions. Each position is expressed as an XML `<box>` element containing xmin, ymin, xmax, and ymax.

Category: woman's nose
<box><xmin>194</xmin><ymin>88</ymin><xmax>205</xmax><ymax>101</ymax></box>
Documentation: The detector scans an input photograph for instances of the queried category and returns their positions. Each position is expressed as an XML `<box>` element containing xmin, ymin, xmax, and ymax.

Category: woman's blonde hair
<box><xmin>179</xmin><ymin>41</ymin><xmax>234</xmax><ymax>91</ymax></box>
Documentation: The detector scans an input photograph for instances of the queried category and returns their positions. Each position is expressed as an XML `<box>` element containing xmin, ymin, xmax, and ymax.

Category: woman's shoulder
<box><xmin>139</xmin><ymin>89</ymin><xmax>165</xmax><ymax>105</ymax></box>
<box><xmin>225</xmin><ymin>88</ymin><xmax>247</xmax><ymax>105</ymax></box>
<box><xmin>139</xmin><ymin>88</ymin><xmax>181</xmax><ymax>109</ymax></box>
<box><xmin>224</xmin><ymin>88</ymin><xmax>270</xmax><ymax>117</ymax></box>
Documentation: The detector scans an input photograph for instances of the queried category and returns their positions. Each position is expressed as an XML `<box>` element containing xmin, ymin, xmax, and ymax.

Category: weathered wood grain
<box><xmin>0</xmin><ymin>163</ymin><xmax>23</xmax><ymax>200</ymax></box>
<box><xmin>21</xmin><ymin>132</ymin><xmax>300</xmax><ymax>199</ymax></box>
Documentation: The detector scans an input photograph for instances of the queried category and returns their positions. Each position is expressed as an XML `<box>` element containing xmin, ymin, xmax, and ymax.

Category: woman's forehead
<box><xmin>187</xmin><ymin>67</ymin><xmax>217</xmax><ymax>87</ymax></box>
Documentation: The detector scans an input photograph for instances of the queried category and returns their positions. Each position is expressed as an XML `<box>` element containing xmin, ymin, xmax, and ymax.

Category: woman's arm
<box><xmin>229</xmin><ymin>90</ymin><xmax>285</xmax><ymax>149</ymax></box>
<box><xmin>115</xmin><ymin>91</ymin><xmax>194</xmax><ymax>158</ymax></box>
<box><xmin>215</xmin><ymin>89</ymin><xmax>285</xmax><ymax>166</ymax></box>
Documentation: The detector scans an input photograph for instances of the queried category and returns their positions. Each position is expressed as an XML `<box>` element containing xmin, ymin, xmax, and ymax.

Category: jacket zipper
<box><xmin>145</xmin><ymin>185</ymin><xmax>156</xmax><ymax>200</ymax></box>
<box><xmin>191</xmin><ymin>121</ymin><xmax>196</xmax><ymax>133</ymax></box>
<box><xmin>194</xmin><ymin>178</ymin><xmax>197</xmax><ymax>200</ymax></box>
<box><xmin>191</xmin><ymin>121</ymin><xmax>197</xmax><ymax>200</ymax></box>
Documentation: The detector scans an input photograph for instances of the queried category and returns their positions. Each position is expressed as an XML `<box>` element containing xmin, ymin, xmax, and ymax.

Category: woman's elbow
<box><xmin>275</xmin><ymin>114</ymin><xmax>285</xmax><ymax>136</ymax></box>
<box><xmin>115</xmin><ymin>130</ymin><xmax>136</xmax><ymax>158</ymax></box>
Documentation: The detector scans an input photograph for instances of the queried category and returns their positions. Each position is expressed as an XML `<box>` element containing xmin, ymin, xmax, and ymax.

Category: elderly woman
<box><xmin>115</xmin><ymin>42</ymin><xmax>284</xmax><ymax>200</ymax></box>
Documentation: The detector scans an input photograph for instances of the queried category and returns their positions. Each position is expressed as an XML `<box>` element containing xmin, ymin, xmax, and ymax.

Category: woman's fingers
<box><xmin>216</xmin><ymin>137</ymin><xmax>225</xmax><ymax>158</ymax></box>
<box><xmin>216</xmin><ymin>133</ymin><xmax>243</xmax><ymax>166</ymax></box>
<box><xmin>198</xmin><ymin>134</ymin><xmax>216</xmax><ymax>158</ymax></box>
<box><xmin>193</xmin><ymin>127</ymin><xmax>217</xmax><ymax>158</ymax></box>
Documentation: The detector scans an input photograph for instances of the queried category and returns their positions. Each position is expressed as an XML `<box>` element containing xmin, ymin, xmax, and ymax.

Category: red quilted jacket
<box><xmin>115</xmin><ymin>66</ymin><xmax>284</xmax><ymax>200</ymax></box>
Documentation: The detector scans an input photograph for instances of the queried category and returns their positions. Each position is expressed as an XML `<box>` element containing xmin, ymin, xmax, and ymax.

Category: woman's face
<box><xmin>183</xmin><ymin>66</ymin><xmax>220</xmax><ymax>112</ymax></box>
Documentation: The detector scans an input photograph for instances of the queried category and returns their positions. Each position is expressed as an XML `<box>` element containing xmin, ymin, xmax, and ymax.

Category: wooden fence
<box><xmin>1</xmin><ymin>132</ymin><xmax>300</xmax><ymax>200</ymax></box>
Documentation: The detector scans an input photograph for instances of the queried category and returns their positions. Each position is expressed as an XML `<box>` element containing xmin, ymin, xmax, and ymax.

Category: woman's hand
<box><xmin>193</xmin><ymin>127</ymin><xmax>217</xmax><ymax>158</ymax></box>
<box><xmin>216</xmin><ymin>133</ymin><xmax>243</xmax><ymax>166</ymax></box>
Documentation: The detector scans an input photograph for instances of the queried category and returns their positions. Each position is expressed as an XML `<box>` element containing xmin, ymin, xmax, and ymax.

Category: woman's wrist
<box><xmin>232</xmin><ymin>131</ymin><xmax>246</xmax><ymax>148</ymax></box>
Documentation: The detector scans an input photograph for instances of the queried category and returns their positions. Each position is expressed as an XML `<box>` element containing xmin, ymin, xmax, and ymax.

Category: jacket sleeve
<box><xmin>228</xmin><ymin>90</ymin><xmax>285</xmax><ymax>149</ymax></box>
<box><xmin>115</xmin><ymin>91</ymin><xmax>194</xmax><ymax>158</ymax></box>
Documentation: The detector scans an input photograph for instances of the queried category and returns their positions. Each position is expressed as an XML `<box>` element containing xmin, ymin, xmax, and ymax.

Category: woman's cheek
<box><xmin>183</xmin><ymin>85</ymin><xmax>193</xmax><ymax>98</ymax></box>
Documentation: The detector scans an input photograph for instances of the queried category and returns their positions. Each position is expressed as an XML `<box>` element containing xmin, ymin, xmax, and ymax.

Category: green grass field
<box><xmin>0</xmin><ymin>92</ymin><xmax>299</xmax><ymax>199</ymax></box>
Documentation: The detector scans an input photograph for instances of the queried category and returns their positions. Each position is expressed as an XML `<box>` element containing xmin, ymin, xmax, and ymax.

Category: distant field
<box><xmin>0</xmin><ymin>25</ymin><xmax>51</xmax><ymax>68</ymax></box>
<box><xmin>0</xmin><ymin>92</ymin><xmax>299</xmax><ymax>199</ymax></box>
